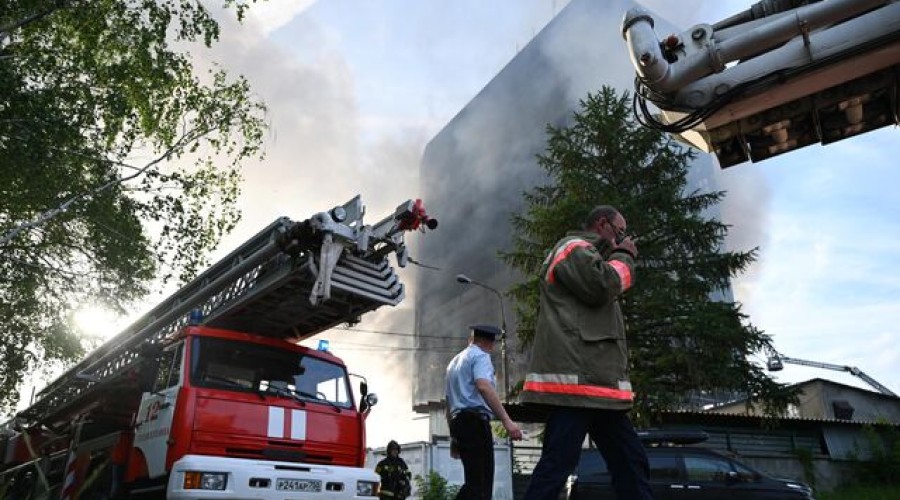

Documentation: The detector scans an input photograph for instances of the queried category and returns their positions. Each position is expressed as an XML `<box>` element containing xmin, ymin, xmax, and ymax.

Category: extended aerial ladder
<box><xmin>767</xmin><ymin>353</ymin><xmax>896</xmax><ymax>396</ymax></box>
<box><xmin>622</xmin><ymin>0</ymin><xmax>900</xmax><ymax>167</ymax></box>
<box><xmin>7</xmin><ymin>196</ymin><xmax>436</xmax><ymax>430</ymax></box>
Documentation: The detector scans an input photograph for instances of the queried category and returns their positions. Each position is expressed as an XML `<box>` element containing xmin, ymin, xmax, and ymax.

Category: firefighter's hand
<box><xmin>615</xmin><ymin>236</ymin><xmax>637</xmax><ymax>259</ymax></box>
<box><xmin>504</xmin><ymin>419</ymin><xmax>523</xmax><ymax>441</ymax></box>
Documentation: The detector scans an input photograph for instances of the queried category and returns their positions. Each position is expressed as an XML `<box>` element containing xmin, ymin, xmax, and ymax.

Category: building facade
<box><xmin>413</xmin><ymin>0</ymin><xmax>723</xmax><ymax>416</ymax></box>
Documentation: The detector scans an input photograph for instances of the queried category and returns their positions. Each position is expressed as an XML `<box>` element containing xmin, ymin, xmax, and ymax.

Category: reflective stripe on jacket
<box><xmin>375</xmin><ymin>457</ymin><xmax>411</xmax><ymax>499</ymax></box>
<box><xmin>520</xmin><ymin>231</ymin><xmax>636</xmax><ymax>410</ymax></box>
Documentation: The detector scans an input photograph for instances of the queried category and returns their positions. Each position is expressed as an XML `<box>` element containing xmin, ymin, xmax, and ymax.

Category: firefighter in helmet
<box><xmin>374</xmin><ymin>440</ymin><xmax>411</xmax><ymax>499</ymax></box>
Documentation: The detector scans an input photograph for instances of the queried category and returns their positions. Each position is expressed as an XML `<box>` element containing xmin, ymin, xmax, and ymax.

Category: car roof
<box><xmin>638</xmin><ymin>430</ymin><xmax>709</xmax><ymax>446</ymax></box>
<box><xmin>575</xmin><ymin>446</ymin><xmax>758</xmax><ymax>474</ymax></box>
<box><xmin>571</xmin><ymin>447</ymin><xmax>810</xmax><ymax>495</ymax></box>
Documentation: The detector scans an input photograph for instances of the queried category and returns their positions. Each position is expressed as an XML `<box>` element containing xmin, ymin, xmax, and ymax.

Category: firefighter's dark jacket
<box><xmin>520</xmin><ymin>231</ymin><xmax>636</xmax><ymax>411</ymax></box>
<box><xmin>375</xmin><ymin>455</ymin><xmax>411</xmax><ymax>498</ymax></box>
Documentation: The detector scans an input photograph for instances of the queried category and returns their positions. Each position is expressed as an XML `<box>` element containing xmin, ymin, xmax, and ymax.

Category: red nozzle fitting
<box><xmin>398</xmin><ymin>199</ymin><xmax>438</xmax><ymax>231</ymax></box>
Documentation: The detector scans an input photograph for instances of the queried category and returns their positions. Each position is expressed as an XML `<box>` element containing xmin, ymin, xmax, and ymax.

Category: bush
<box><xmin>819</xmin><ymin>485</ymin><xmax>900</xmax><ymax>500</ymax></box>
<box><xmin>413</xmin><ymin>471</ymin><xmax>460</xmax><ymax>500</ymax></box>
<box><xmin>853</xmin><ymin>425</ymin><xmax>900</xmax><ymax>485</ymax></box>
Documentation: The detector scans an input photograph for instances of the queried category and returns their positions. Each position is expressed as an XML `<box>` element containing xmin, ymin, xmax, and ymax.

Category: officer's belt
<box><xmin>451</xmin><ymin>407</ymin><xmax>491</xmax><ymax>421</ymax></box>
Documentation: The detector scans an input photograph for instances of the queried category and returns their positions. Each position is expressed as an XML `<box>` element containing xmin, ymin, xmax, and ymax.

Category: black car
<box><xmin>563</xmin><ymin>432</ymin><xmax>815</xmax><ymax>500</ymax></box>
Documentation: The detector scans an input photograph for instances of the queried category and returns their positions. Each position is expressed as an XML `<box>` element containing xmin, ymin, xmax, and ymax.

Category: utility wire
<box><xmin>320</xmin><ymin>337</ymin><xmax>466</xmax><ymax>349</ymax></box>
<box><xmin>334</xmin><ymin>326</ymin><xmax>466</xmax><ymax>341</ymax></box>
<box><xmin>329</xmin><ymin>345</ymin><xmax>463</xmax><ymax>353</ymax></box>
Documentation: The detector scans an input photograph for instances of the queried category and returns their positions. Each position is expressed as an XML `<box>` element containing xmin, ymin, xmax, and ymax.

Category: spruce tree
<box><xmin>503</xmin><ymin>86</ymin><xmax>796</xmax><ymax>418</ymax></box>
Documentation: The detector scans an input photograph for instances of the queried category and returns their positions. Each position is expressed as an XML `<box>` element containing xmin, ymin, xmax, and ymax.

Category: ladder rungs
<box><xmin>13</xmin><ymin>196</ymin><xmax>432</xmax><ymax>430</ymax></box>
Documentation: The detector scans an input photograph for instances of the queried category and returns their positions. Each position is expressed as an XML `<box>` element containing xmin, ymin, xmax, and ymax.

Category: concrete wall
<box><xmin>367</xmin><ymin>440</ymin><xmax>514</xmax><ymax>500</ymax></box>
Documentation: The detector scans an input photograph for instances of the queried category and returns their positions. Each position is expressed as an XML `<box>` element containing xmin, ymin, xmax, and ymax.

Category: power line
<box><xmin>320</xmin><ymin>335</ymin><xmax>467</xmax><ymax>354</ymax></box>
<box><xmin>334</xmin><ymin>326</ymin><xmax>466</xmax><ymax>341</ymax></box>
<box><xmin>320</xmin><ymin>337</ymin><xmax>466</xmax><ymax>349</ymax></box>
<box><xmin>315</xmin><ymin>327</ymin><xmax>470</xmax><ymax>353</ymax></box>
<box><xmin>329</xmin><ymin>345</ymin><xmax>463</xmax><ymax>353</ymax></box>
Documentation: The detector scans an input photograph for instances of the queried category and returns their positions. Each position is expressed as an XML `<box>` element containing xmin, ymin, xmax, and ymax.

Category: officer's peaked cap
<box><xmin>470</xmin><ymin>324</ymin><xmax>501</xmax><ymax>341</ymax></box>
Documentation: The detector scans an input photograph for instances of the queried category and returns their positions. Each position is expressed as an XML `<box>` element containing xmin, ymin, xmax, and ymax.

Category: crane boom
<box><xmin>621</xmin><ymin>0</ymin><xmax>900</xmax><ymax>167</ymax></box>
<box><xmin>11</xmin><ymin>195</ymin><xmax>436</xmax><ymax>428</ymax></box>
<box><xmin>768</xmin><ymin>354</ymin><xmax>896</xmax><ymax>396</ymax></box>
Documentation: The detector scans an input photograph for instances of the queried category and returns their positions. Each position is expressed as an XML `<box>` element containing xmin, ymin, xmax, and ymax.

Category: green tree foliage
<box><xmin>851</xmin><ymin>425</ymin><xmax>900</xmax><ymax>486</ymax></box>
<box><xmin>414</xmin><ymin>471</ymin><xmax>460</xmax><ymax>500</ymax></box>
<box><xmin>502</xmin><ymin>86</ymin><xmax>796</xmax><ymax>418</ymax></box>
<box><xmin>0</xmin><ymin>1</ymin><xmax>266</xmax><ymax>413</ymax></box>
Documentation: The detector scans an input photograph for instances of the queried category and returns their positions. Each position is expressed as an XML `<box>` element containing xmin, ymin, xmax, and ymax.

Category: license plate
<box><xmin>276</xmin><ymin>478</ymin><xmax>322</xmax><ymax>492</ymax></box>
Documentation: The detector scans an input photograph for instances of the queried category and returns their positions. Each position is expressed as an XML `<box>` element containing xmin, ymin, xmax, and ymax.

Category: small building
<box><xmin>711</xmin><ymin>378</ymin><xmax>900</xmax><ymax>424</ymax></box>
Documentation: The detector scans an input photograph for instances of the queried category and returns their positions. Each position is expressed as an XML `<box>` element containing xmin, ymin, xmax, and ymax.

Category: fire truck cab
<box><xmin>155</xmin><ymin>326</ymin><xmax>378</xmax><ymax>498</ymax></box>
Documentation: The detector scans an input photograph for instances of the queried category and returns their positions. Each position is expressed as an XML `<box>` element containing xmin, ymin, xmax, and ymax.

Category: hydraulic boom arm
<box><xmin>622</xmin><ymin>0</ymin><xmax>900</xmax><ymax>167</ymax></box>
<box><xmin>767</xmin><ymin>354</ymin><xmax>896</xmax><ymax>396</ymax></box>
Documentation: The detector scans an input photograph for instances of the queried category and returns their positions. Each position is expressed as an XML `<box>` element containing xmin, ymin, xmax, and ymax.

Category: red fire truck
<box><xmin>0</xmin><ymin>196</ymin><xmax>436</xmax><ymax>499</ymax></box>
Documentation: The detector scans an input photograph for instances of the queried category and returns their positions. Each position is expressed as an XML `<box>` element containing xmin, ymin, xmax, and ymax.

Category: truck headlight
<box><xmin>356</xmin><ymin>480</ymin><xmax>379</xmax><ymax>497</ymax></box>
<box><xmin>183</xmin><ymin>471</ymin><xmax>228</xmax><ymax>490</ymax></box>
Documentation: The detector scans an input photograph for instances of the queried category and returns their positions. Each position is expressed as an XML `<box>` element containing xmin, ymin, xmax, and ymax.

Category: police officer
<box><xmin>375</xmin><ymin>440</ymin><xmax>411</xmax><ymax>500</ymax></box>
<box><xmin>445</xmin><ymin>325</ymin><xmax>523</xmax><ymax>500</ymax></box>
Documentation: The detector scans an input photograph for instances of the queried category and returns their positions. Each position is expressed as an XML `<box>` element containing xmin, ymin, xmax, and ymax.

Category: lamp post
<box><xmin>456</xmin><ymin>273</ymin><xmax>510</xmax><ymax>403</ymax></box>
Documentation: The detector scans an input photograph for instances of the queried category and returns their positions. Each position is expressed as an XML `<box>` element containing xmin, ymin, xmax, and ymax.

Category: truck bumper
<box><xmin>167</xmin><ymin>454</ymin><xmax>380</xmax><ymax>499</ymax></box>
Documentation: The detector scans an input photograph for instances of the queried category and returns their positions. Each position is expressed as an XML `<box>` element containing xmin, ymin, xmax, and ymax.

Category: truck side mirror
<box><xmin>360</xmin><ymin>392</ymin><xmax>378</xmax><ymax>413</ymax></box>
<box><xmin>360</xmin><ymin>381</ymin><xmax>368</xmax><ymax>397</ymax></box>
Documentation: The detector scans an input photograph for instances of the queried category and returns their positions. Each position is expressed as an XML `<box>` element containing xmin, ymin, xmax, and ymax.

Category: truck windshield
<box><xmin>190</xmin><ymin>337</ymin><xmax>353</xmax><ymax>408</ymax></box>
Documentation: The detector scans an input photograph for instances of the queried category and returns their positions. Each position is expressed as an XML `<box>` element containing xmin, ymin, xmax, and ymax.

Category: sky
<box><xmin>61</xmin><ymin>0</ymin><xmax>900</xmax><ymax>447</ymax></box>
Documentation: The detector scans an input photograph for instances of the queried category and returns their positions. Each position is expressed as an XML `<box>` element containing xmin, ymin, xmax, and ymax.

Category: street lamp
<box><xmin>456</xmin><ymin>273</ymin><xmax>510</xmax><ymax>403</ymax></box>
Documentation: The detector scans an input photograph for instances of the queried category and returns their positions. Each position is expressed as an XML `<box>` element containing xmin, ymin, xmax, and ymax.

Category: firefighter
<box><xmin>521</xmin><ymin>205</ymin><xmax>651</xmax><ymax>500</ymax></box>
<box><xmin>374</xmin><ymin>440</ymin><xmax>411</xmax><ymax>500</ymax></box>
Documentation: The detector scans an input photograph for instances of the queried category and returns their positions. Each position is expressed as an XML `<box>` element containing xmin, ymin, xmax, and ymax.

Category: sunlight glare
<box><xmin>73</xmin><ymin>304</ymin><xmax>122</xmax><ymax>341</ymax></box>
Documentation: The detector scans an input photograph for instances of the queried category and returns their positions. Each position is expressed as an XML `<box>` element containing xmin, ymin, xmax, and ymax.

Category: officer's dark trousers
<box><xmin>524</xmin><ymin>406</ymin><xmax>653</xmax><ymax>500</ymax></box>
<box><xmin>450</xmin><ymin>411</ymin><xmax>494</xmax><ymax>500</ymax></box>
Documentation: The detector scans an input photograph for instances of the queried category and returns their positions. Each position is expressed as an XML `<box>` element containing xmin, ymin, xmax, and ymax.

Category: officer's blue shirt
<box><xmin>445</xmin><ymin>344</ymin><xmax>495</xmax><ymax>418</ymax></box>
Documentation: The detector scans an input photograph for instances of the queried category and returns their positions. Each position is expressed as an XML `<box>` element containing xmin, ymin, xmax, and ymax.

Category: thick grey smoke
<box><xmin>413</xmin><ymin>0</ymin><xmax>773</xmax><ymax>409</ymax></box>
<box><xmin>174</xmin><ymin>2</ymin><xmax>579</xmax><ymax>443</ymax></box>
<box><xmin>167</xmin><ymin>7</ymin><xmax>437</xmax><ymax>444</ymax></box>
<box><xmin>188</xmin><ymin>12</ymin><xmax>362</xmax><ymax>234</ymax></box>
<box><xmin>170</xmin><ymin>0</ymin><xmax>772</xmax><ymax>441</ymax></box>
<box><xmin>717</xmin><ymin>165</ymin><xmax>772</xmax><ymax>300</ymax></box>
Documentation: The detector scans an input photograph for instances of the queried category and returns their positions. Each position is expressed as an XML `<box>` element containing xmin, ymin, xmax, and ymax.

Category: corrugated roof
<box><xmin>502</xmin><ymin>403</ymin><xmax>900</xmax><ymax>427</ymax></box>
<box><xmin>660</xmin><ymin>408</ymin><xmax>900</xmax><ymax>427</ymax></box>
